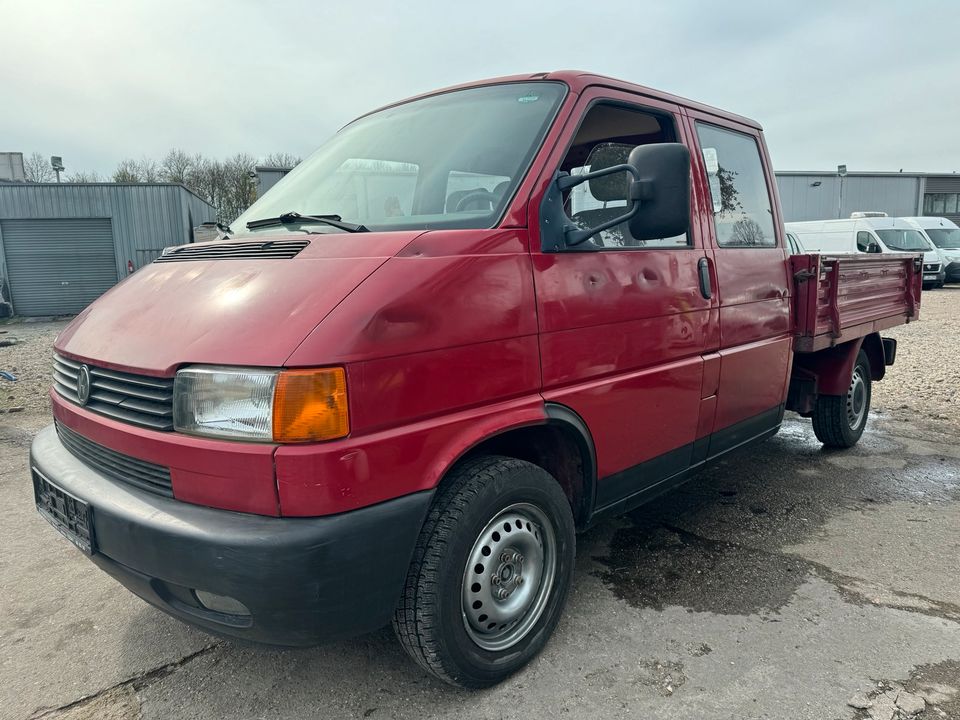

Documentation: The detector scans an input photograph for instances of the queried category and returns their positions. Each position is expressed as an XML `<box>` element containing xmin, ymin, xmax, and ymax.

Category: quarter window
<box><xmin>696</xmin><ymin>124</ymin><xmax>776</xmax><ymax>248</ymax></box>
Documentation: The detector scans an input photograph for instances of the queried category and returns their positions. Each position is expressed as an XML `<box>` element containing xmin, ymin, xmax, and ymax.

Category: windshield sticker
<box><xmin>517</xmin><ymin>94</ymin><xmax>540</xmax><ymax>103</ymax></box>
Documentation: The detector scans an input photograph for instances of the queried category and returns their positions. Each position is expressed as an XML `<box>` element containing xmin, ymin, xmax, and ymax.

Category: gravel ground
<box><xmin>871</xmin><ymin>286</ymin><xmax>960</xmax><ymax>434</ymax></box>
<box><xmin>0</xmin><ymin>320</ymin><xmax>63</xmax><ymax>431</ymax></box>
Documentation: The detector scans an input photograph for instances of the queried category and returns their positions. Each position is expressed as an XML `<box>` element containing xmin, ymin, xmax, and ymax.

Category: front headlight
<box><xmin>173</xmin><ymin>365</ymin><xmax>348</xmax><ymax>443</ymax></box>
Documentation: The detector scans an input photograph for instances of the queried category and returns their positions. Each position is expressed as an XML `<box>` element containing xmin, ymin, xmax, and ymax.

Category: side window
<box><xmin>696</xmin><ymin>124</ymin><xmax>776</xmax><ymax>248</ymax></box>
<box><xmin>558</xmin><ymin>103</ymin><xmax>689</xmax><ymax>249</ymax></box>
<box><xmin>856</xmin><ymin>231</ymin><xmax>874</xmax><ymax>252</ymax></box>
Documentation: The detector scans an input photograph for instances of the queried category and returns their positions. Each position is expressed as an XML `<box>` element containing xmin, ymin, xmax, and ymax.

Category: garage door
<box><xmin>1</xmin><ymin>218</ymin><xmax>118</xmax><ymax>316</ymax></box>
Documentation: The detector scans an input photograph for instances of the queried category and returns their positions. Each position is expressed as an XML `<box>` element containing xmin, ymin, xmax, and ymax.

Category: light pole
<box><xmin>50</xmin><ymin>156</ymin><xmax>64</xmax><ymax>183</ymax></box>
<box><xmin>837</xmin><ymin>164</ymin><xmax>847</xmax><ymax>218</ymax></box>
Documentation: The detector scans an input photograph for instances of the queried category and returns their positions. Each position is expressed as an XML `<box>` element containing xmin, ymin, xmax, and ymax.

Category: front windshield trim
<box><xmin>231</xmin><ymin>81</ymin><xmax>569</xmax><ymax>236</ymax></box>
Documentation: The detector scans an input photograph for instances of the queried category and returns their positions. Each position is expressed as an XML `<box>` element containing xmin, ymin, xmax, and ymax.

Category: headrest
<box><xmin>586</xmin><ymin>143</ymin><xmax>633</xmax><ymax>201</ymax></box>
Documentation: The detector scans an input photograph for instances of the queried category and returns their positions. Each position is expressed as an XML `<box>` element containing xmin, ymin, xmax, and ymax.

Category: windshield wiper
<box><xmin>246</xmin><ymin>211</ymin><xmax>368</xmax><ymax>233</ymax></box>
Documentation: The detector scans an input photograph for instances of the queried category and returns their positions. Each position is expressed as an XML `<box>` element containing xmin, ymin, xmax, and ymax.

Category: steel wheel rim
<box><xmin>846</xmin><ymin>366</ymin><xmax>867</xmax><ymax>430</ymax></box>
<box><xmin>461</xmin><ymin>502</ymin><xmax>557</xmax><ymax>652</ymax></box>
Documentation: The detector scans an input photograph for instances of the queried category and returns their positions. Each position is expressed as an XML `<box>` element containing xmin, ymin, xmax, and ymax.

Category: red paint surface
<box><xmin>48</xmin><ymin>73</ymin><xmax>914</xmax><ymax>519</ymax></box>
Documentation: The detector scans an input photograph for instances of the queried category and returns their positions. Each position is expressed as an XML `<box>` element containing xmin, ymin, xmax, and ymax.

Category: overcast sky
<box><xmin>3</xmin><ymin>0</ymin><xmax>958</xmax><ymax>176</ymax></box>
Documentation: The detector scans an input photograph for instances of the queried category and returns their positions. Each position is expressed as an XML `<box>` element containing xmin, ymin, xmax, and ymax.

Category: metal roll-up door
<box><xmin>1</xmin><ymin>218</ymin><xmax>118</xmax><ymax>316</ymax></box>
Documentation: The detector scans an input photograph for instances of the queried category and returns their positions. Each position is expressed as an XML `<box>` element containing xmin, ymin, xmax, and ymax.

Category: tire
<box><xmin>392</xmin><ymin>455</ymin><xmax>576</xmax><ymax>688</ymax></box>
<box><xmin>811</xmin><ymin>349</ymin><xmax>871</xmax><ymax>448</ymax></box>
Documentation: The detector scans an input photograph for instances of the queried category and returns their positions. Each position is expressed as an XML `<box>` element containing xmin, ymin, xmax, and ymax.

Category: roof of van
<box><xmin>787</xmin><ymin>217</ymin><xmax>921</xmax><ymax>231</ymax></box>
<box><xmin>351</xmin><ymin>71</ymin><xmax>763</xmax><ymax>131</ymax></box>
<box><xmin>899</xmin><ymin>216</ymin><xmax>960</xmax><ymax>229</ymax></box>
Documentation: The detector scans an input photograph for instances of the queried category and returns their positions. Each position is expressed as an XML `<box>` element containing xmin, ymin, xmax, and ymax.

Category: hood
<box><xmin>55</xmin><ymin>231</ymin><xmax>422</xmax><ymax>375</ymax></box>
<box><xmin>924</xmin><ymin>249</ymin><xmax>941</xmax><ymax>263</ymax></box>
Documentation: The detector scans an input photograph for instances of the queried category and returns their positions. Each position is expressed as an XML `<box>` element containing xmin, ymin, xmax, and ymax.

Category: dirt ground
<box><xmin>1</xmin><ymin>287</ymin><xmax>959</xmax><ymax>720</ymax></box>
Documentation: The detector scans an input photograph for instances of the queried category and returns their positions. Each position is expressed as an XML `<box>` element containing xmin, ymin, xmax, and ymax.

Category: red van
<box><xmin>32</xmin><ymin>71</ymin><xmax>919</xmax><ymax>688</ymax></box>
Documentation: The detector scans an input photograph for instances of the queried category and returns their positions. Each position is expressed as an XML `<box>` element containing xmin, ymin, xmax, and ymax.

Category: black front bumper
<box><xmin>945</xmin><ymin>261</ymin><xmax>960</xmax><ymax>283</ymax></box>
<box><xmin>30</xmin><ymin>425</ymin><xmax>432</xmax><ymax>646</ymax></box>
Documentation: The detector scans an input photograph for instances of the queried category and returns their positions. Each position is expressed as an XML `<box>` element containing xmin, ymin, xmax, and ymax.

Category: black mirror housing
<box><xmin>626</xmin><ymin>143</ymin><xmax>691</xmax><ymax>241</ymax></box>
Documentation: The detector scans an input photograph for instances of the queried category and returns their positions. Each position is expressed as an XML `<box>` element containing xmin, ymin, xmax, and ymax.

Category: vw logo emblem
<box><xmin>76</xmin><ymin>365</ymin><xmax>92</xmax><ymax>406</ymax></box>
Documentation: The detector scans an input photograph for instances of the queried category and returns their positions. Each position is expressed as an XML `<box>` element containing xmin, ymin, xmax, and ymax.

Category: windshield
<box><xmin>875</xmin><ymin>229</ymin><xmax>932</xmax><ymax>252</ymax></box>
<box><xmin>925</xmin><ymin>227</ymin><xmax>960</xmax><ymax>249</ymax></box>
<box><xmin>232</xmin><ymin>82</ymin><xmax>566</xmax><ymax>234</ymax></box>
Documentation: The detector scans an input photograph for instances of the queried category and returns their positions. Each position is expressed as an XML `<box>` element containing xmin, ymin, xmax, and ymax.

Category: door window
<box><xmin>696</xmin><ymin>124</ymin><xmax>776</xmax><ymax>248</ymax></box>
<box><xmin>856</xmin><ymin>231</ymin><xmax>875</xmax><ymax>252</ymax></box>
<box><xmin>558</xmin><ymin>103</ymin><xmax>689</xmax><ymax>248</ymax></box>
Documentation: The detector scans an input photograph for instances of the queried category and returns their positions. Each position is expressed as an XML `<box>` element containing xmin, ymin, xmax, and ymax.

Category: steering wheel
<box><xmin>455</xmin><ymin>189</ymin><xmax>497</xmax><ymax>212</ymax></box>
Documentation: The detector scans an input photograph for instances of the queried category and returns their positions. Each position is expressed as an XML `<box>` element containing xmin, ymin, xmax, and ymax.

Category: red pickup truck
<box><xmin>31</xmin><ymin>71</ymin><xmax>920</xmax><ymax>688</ymax></box>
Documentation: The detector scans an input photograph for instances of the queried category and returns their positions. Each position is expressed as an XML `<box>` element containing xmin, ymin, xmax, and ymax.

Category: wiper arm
<box><xmin>246</xmin><ymin>211</ymin><xmax>368</xmax><ymax>233</ymax></box>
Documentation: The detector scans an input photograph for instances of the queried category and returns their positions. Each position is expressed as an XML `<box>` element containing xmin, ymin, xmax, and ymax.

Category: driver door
<box><xmin>530</xmin><ymin>88</ymin><xmax>718</xmax><ymax>511</ymax></box>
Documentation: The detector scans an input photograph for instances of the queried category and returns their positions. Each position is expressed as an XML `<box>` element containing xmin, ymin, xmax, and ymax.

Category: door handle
<box><xmin>698</xmin><ymin>257</ymin><xmax>712</xmax><ymax>299</ymax></box>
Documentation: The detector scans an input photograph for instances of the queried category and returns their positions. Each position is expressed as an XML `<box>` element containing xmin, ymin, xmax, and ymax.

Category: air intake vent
<box><xmin>55</xmin><ymin>421</ymin><xmax>173</xmax><ymax>497</ymax></box>
<box><xmin>155</xmin><ymin>239</ymin><xmax>309</xmax><ymax>262</ymax></box>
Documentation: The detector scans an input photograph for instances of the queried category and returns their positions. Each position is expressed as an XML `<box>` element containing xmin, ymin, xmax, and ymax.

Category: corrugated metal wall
<box><xmin>775</xmin><ymin>174</ymin><xmax>922</xmax><ymax>222</ymax></box>
<box><xmin>0</xmin><ymin>183</ymin><xmax>216</xmax><ymax>315</ymax></box>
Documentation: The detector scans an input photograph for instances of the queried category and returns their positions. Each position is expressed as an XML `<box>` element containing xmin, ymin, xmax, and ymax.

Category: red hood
<box><xmin>55</xmin><ymin>231</ymin><xmax>422</xmax><ymax>375</ymax></box>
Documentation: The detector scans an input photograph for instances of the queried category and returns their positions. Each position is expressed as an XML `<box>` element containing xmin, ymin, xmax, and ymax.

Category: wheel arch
<box><xmin>446</xmin><ymin>403</ymin><xmax>597</xmax><ymax>530</ymax></box>
<box><xmin>791</xmin><ymin>336</ymin><xmax>866</xmax><ymax>398</ymax></box>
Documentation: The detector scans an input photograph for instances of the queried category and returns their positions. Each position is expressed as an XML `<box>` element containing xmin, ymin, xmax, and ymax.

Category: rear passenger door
<box><xmin>531</xmin><ymin>88</ymin><xmax>718</xmax><ymax>511</ymax></box>
<box><xmin>685</xmin><ymin>111</ymin><xmax>792</xmax><ymax>450</ymax></box>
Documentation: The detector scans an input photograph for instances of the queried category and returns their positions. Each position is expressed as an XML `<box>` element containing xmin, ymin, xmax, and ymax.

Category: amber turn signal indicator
<box><xmin>272</xmin><ymin>368</ymin><xmax>349</xmax><ymax>443</ymax></box>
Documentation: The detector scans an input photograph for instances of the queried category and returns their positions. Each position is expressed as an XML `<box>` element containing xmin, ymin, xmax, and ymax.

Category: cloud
<box><xmin>2</xmin><ymin>0</ymin><xmax>957</xmax><ymax>175</ymax></box>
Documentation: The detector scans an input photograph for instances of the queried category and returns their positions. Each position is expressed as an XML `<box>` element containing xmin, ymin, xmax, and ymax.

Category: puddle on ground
<box><xmin>593</xmin><ymin>522</ymin><xmax>813</xmax><ymax>616</ymax></box>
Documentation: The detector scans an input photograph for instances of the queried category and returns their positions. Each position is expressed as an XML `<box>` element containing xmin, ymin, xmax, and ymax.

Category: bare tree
<box><xmin>261</xmin><ymin>152</ymin><xmax>301</xmax><ymax>169</ymax></box>
<box><xmin>161</xmin><ymin>149</ymin><xmax>193</xmax><ymax>184</ymax></box>
<box><xmin>24</xmin><ymin>152</ymin><xmax>55</xmax><ymax>182</ymax></box>
<box><xmin>113</xmin><ymin>158</ymin><xmax>141</xmax><ymax>182</ymax></box>
<box><xmin>65</xmin><ymin>170</ymin><xmax>103</xmax><ymax>182</ymax></box>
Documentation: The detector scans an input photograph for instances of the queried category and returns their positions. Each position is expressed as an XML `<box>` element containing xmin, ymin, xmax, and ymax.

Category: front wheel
<box><xmin>811</xmin><ymin>349</ymin><xmax>872</xmax><ymax>448</ymax></box>
<box><xmin>392</xmin><ymin>455</ymin><xmax>575</xmax><ymax>688</ymax></box>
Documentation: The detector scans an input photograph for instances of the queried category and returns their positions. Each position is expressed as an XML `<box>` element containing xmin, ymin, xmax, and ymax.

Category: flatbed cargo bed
<box><xmin>791</xmin><ymin>253</ymin><xmax>922</xmax><ymax>353</ymax></box>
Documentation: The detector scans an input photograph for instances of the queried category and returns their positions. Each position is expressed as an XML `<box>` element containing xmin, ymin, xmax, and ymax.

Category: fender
<box><xmin>792</xmin><ymin>337</ymin><xmax>865</xmax><ymax>397</ymax></box>
<box><xmin>275</xmin><ymin>395</ymin><xmax>549</xmax><ymax>516</ymax></box>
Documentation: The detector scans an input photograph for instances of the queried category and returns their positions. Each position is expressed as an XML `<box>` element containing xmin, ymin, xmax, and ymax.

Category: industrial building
<box><xmin>254</xmin><ymin>166</ymin><xmax>291</xmax><ymax>198</ymax></box>
<box><xmin>775</xmin><ymin>171</ymin><xmax>960</xmax><ymax>225</ymax></box>
<box><xmin>0</xmin><ymin>183</ymin><xmax>215</xmax><ymax>317</ymax></box>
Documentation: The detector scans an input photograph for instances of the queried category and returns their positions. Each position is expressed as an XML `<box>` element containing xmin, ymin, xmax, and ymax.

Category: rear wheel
<box><xmin>392</xmin><ymin>455</ymin><xmax>575</xmax><ymax>688</ymax></box>
<box><xmin>811</xmin><ymin>349</ymin><xmax>871</xmax><ymax>448</ymax></box>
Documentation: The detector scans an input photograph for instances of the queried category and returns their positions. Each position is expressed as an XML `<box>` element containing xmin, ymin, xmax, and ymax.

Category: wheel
<box><xmin>392</xmin><ymin>455</ymin><xmax>576</xmax><ymax>688</ymax></box>
<box><xmin>811</xmin><ymin>349</ymin><xmax>871</xmax><ymax>448</ymax></box>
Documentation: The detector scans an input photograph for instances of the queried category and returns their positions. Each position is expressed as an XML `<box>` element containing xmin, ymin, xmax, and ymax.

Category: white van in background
<box><xmin>786</xmin><ymin>214</ymin><xmax>945</xmax><ymax>289</ymax></box>
<box><xmin>902</xmin><ymin>217</ymin><xmax>960</xmax><ymax>284</ymax></box>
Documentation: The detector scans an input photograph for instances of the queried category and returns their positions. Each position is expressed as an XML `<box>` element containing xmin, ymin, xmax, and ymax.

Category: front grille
<box><xmin>53</xmin><ymin>354</ymin><xmax>174</xmax><ymax>431</ymax></box>
<box><xmin>924</xmin><ymin>262</ymin><xmax>941</xmax><ymax>272</ymax></box>
<box><xmin>55</xmin><ymin>421</ymin><xmax>173</xmax><ymax>497</ymax></box>
<box><xmin>154</xmin><ymin>239</ymin><xmax>309</xmax><ymax>262</ymax></box>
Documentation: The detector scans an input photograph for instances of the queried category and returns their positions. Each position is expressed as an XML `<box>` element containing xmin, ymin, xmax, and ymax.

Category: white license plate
<box><xmin>924</xmin><ymin>274</ymin><xmax>937</xmax><ymax>280</ymax></box>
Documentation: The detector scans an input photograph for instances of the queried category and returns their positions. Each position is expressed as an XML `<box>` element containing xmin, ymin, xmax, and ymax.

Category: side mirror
<box><xmin>626</xmin><ymin>143</ymin><xmax>691</xmax><ymax>241</ymax></box>
<box><xmin>542</xmin><ymin>143</ymin><xmax>691</xmax><ymax>249</ymax></box>
<box><xmin>868</xmin><ymin>242</ymin><xmax>882</xmax><ymax>254</ymax></box>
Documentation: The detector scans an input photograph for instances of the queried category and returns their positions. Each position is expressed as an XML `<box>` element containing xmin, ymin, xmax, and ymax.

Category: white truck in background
<box><xmin>902</xmin><ymin>217</ymin><xmax>960</xmax><ymax>284</ymax></box>
<box><xmin>786</xmin><ymin>214</ymin><xmax>945</xmax><ymax>289</ymax></box>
